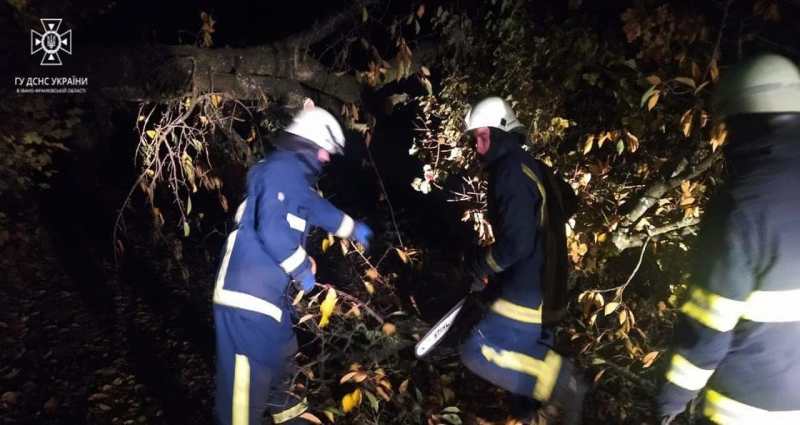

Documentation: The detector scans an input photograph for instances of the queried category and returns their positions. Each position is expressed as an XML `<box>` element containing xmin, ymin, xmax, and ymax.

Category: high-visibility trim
<box><xmin>742</xmin><ymin>289</ymin><xmax>800</xmax><ymax>323</ymax></box>
<box><xmin>232</xmin><ymin>354</ymin><xmax>250</xmax><ymax>425</ymax></box>
<box><xmin>486</xmin><ymin>247</ymin><xmax>504</xmax><ymax>273</ymax></box>
<box><xmin>279</xmin><ymin>245</ymin><xmax>307</xmax><ymax>275</ymax></box>
<box><xmin>704</xmin><ymin>389</ymin><xmax>800</xmax><ymax>424</ymax></box>
<box><xmin>665</xmin><ymin>353</ymin><xmax>715</xmax><ymax>391</ymax></box>
<box><xmin>213</xmin><ymin>230</ymin><xmax>283</xmax><ymax>322</ymax></box>
<box><xmin>480</xmin><ymin>345</ymin><xmax>562</xmax><ymax>401</ymax></box>
<box><xmin>521</xmin><ymin>163</ymin><xmax>546</xmax><ymax>226</ymax></box>
<box><xmin>272</xmin><ymin>398</ymin><xmax>309</xmax><ymax>424</ymax></box>
<box><xmin>235</xmin><ymin>200</ymin><xmax>248</xmax><ymax>224</ymax></box>
<box><xmin>680</xmin><ymin>287</ymin><xmax>745</xmax><ymax>332</ymax></box>
<box><xmin>491</xmin><ymin>298</ymin><xmax>543</xmax><ymax>324</ymax></box>
<box><xmin>335</xmin><ymin>214</ymin><xmax>355</xmax><ymax>238</ymax></box>
<box><xmin>286</xmin><ymin>213</ymin><xmax>307</xmax><ymax>232</ymax></box>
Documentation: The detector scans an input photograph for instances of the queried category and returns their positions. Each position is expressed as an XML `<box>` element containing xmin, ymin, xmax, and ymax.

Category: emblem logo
<box><xmin>31</xmin><ymin>19</ymin><xmax>72</xmax><ymax>66</ymax></box>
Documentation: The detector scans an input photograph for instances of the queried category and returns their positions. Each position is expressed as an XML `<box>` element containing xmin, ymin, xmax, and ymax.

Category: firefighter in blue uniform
<box><xmin>213</xmin><ymin>100</ymin><xmax>373</xmax><ymax>425</ymax></box>
<box><xmin>653</xmin><ymin>54</ymin><xmax>800</xmax><ymax>424</ymax></box>
<box><xmin>460</xmin><ymin>97</ymin><xmax>587</xmax><ymax>425</ymax></box>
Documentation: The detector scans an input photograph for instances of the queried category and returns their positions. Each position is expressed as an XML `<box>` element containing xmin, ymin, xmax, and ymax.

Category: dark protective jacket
<box><xmin>656</xmin><ymin>114</ymin><xmax>800</xmax><ymax>424</ymax></box>
<box><xmin>470</xmin><ymin>128</ymin><xmax>578</xmax><ymax>329</ymax></box>
<box><xmin>213</xmin><ymin>133</ymin><xmax>358</xmax><ymax>323</ymax></box>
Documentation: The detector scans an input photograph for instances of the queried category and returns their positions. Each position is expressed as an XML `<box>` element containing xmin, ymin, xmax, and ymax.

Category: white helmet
<box><xmin>464</xmin><ymin>96</ymin><xmax>524</xmax><ymax>132</ymax></box>
<box><xmin>285</xmin><ymin>100</ymin><xmax>346</xmax><ymax>154</ymax></box>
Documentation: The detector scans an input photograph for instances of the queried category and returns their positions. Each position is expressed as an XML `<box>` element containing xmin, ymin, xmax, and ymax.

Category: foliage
<box><xmin>0</xmin><ymin>95</ymin><xmax>71</xmax><ymax>200</ymax></box>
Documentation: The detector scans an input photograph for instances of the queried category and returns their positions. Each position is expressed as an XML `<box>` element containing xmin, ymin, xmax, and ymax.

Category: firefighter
<box><xmin>653</xmin><ymin>53</ymin><xmax>800</xmax><ymax>424</ymax></box>
<box><xmin>459</xmin><ymin>96</ymin><xmax>587</xmax><ymax>424</ymax></box>
<box><xmin>212</xmin><ymin>99</ymin><xmax>373</xmax><ymax>425</ymax></box>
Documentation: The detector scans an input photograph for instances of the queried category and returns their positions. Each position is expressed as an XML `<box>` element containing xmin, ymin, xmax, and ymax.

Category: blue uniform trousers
<box><xmin>460</xmin><ymin>314</ymin><xmax>567</xmax><ymax>410</ymax></box>
<box><xmin>214</xmin><ymin>305</ymin><xmax>308</xmax><ymax>425</ymax></box>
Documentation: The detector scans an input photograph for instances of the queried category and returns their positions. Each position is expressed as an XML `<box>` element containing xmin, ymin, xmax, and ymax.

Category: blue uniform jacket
<box><xmin>471</xmin><ymin>129</ymin><xmax>578</xmax><ymax>329</ymax></box>
<box><xmin>213</xmin><ymin>135</ymin><xmax>357</xmax><ymax>324</ymax></box>
<box><xmin>656</xmin><ymin>114</ymin><xmax>800</xmax><ymax>423</ymax></box>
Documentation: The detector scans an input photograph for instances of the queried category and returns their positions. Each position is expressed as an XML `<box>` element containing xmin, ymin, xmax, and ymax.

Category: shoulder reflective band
<box><xmin>704</xmin><ymin>389</ymin><xmax>800</xmax><ymax>424</ymax></box>
<box><xmin>232</xmin><ymin>354</ymin><xmax>251</xmax><ymax>425</ymax></box>
<box><xmin>491</xmin><ymin>298</ymin><xmax>543</xmax><ymax>324</ymax></box>
<box><xmin>742</xmin><ymin>289</ymin><xmax>800</xmax><ymax>323</ymax></box>
<box><xmin>286</xmin><ymin>213</ymin><xmax>307</xmax><ymax>232</ymax></box>
<box><xmin>665</xmin><ymin>353</ymin><xmax>715</xmax><ymax>391</ymax></box>
<box><xmin>280</xmin><ymin>245</ymin><xmax>307</xmax><ymax>275</ymax></box>
<box><xmin>213</xmin><ymin>230</ymin><xmax>283</xmax><ymax>322</ymax></box>
<box><xmin>521</xmin><ymin>163</ymin><xmax>547</xmax><ymax>226</ymax></box>
<box><xmin>480</xmin><ymin>345</ymin><xmax>562</xmax><ymax>401</ymax></box>
<box><xmin>335</xmin><ymin>214</ymin><xmax>355</xmax><ymax>238</ymax></box>
<box><xmin>680</xmin><ymin>287</ymin><xmax>745</xmax><ymax>332</ymax></box>
<box><xmin>272</xmin><ymin>398</ymin><xmax>309</xmax><ymax>424</ymax></box>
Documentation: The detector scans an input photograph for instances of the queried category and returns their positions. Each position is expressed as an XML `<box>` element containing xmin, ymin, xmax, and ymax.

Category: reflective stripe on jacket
<box><xmin>656</xmin><ymin>114</ymin><xmax>800</xmax><ymax>423</ymax></box>
<box><xmin>471</xmin><ymin>129</ymin><xmax>577</xmax><ymax>328</ymax></box>
<box><xmin>213</xmin><ymin>137</ymin><xmax>356</xmax><ymax>320</ymax></box>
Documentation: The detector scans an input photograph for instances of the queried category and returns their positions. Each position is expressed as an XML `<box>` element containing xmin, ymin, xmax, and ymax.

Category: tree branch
<box><xmin>613</xmin><ymin>217</ymin><xmax>701</xmax><ymax>251</ymax></box>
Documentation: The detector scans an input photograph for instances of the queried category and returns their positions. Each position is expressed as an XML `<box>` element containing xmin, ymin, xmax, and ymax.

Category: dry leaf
<box><xmin>416</xmin><ymin>4</ymin><xmax>425</xmax><ymax>18</ymax></box>
<box><xmin>342</xmin><ymin>388</ymin><xmax>362</xmax><ymax>413</ymax></box>
<box><xmin>619</xmin><ymin>309</ymin><xmax>628</xmax><ymax>325</ymax></box>
<box><xmin>625</xmin><ymin>131</ymin><xmax>640</xmax><ymax>152</ymax></box>
<box><xmin>674</xmin><ymin>77</ymin><xmax>696</xmax><ymax>89</ymax></box>
<box><xmin>354</xmin><ymin>372</ymin><xmax>369</xmax><ymax>383</ymax></box>
<box><xmin>211</xmin><ymin>94</ymin><xmax>221</xmax><ymax>109</ymax></box>
<box><xmin>365</xmin><ymin>268</ymin><xmax>379</xmax><ymax>280</ymax></box>
<box><xmin>300</xmin><ymin>412</ymin><xmax>323</xmax><ymax>424</ymax></box>
<box><xmin>319</xmin><ymin>288</ymin><xmax>338</xmax><ymax>328</ymax></box>
<box><xmin>362</xmin><ymin>7</ymin><xmax>368</xmax><ymax>22</ymax></box>
<box><xmin>376</xmin><ymin>386</ymin><xmax>391</xmax><ymax>401</ymax></box>
<box><xmin>691</xmin><ymin>61</ymin><xmax>702</xmax><ymax>82</ymax></box>
<box><xmin>710</xmin><ymin>122</ymin><xmax>728</xmax><ymax>152</ymax></box>
<box><xmin>363</xmin><ymin>280</ymin><xmax>375</xmax><ymax>295</ymax></box>
<box><xmin>597</xmin><ymin>132</ymin><xmax>610</xmax><ymax>148</ymax></box>
<box><xmin>582</xmin><ymin>134</ymin><xmax>594</xmax><ymax>155</ymax></box>
<box><xmin>642</xmin><ymin>351</ymin><xmax>659</xmax><ymax>368</ymax></box>
<box><xmin>98</xmin><ymin>403</ymin><xmax>112</xmax><ymax>411</ymax></box>
<box><xmin>646</xmin><ymin>75</ymin><xmax>662</xmax><ymax>85</ymax></box>
<box><xmin>647</xmin><ymin>91</ymin><xmax>660</xmax><ymax>111</ymax></box>
<box><xmin>292</xmin><ymin>290</ymin><xmax>305</xmax><ymax>306</ymax></box>
<box><xmin>680</xmin><ymin>109</ymin><xmax>693</xmax><ymax>137</ymax></box>
<box><xmin>604</xmin><ymin>302</ymin><xmax>620</xmax><ymax>315</ymax></box>
<box><xmin>399</xmin><ymin>379</ymin><xmax>410</xmax><ymax>395</ymax></box>
<box><xmin>324</xmin><ymin>410</ymin><xmax>336</xmax><ymax>422</ymax></box>
<box><xmin>298</xmin><ymin>314</ymin><xmax>315</xmax><ymax>324</ymax></box>
<box><xmin>420</xmin><ymin>66</ymin><xmax>431</xmax><ymax>76</ymax></box>
<box><xmin>340</xmin><ymin>371</ymin><xmax>359</xmax><ymax>384</ymax></box>
<box><xmin>382</xmin><ymin>323</ymin><xmax>396</xmax><ymax>335</ymax></box>
<box><xmin>594</xmin><ymin>369</ymin><xmax>606</xmax><ymax>383</ymax></box>
<box><xmin>395</xmin><ymin>248</ymin><xmax>409</xmax><ymax>264</ymax></box>
<box><xmin>709</xmin><ymin>58</ymin><xmax>720</xmax><ymax>82</ymax></box>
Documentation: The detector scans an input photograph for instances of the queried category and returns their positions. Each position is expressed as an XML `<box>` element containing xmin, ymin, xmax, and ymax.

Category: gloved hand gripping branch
<box><xmin>351</xmin><ymin>221</ymin><xmax>373</xmax><ymax>250</ymax></box>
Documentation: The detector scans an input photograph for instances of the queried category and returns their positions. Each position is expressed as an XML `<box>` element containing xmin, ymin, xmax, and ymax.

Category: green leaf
<box><xmin>640</xmin><ymin>85</ymin><xmax>658</xmax><ymax>108</ymax></box>
<box><xmin>421</xmin><ymin>78</ymin><xmax>433</xmax><ymax>96</ymax></box>
<box><xmin>442</xmin><ymin>407</ymin><xmax>461</xmax><ymax>413</ymax></box>
<box><xmin>616</xmin><ymin>139</ymin><xmax>624</xmax><ymax>155</ymax></box>
<box><xmin>414</xmin><ymin>387</ymin><xmax>423</xmax><ymax>402</ymax></box>
<box><xmin>415</xmin><ymin>19</ymin><xmax>421</xmax><ymax>35</ymax></box>
<box><xmin>22</xmin><ymin>132</ymin><xmax>43</xmax><ymax>145</ymax></box>
<box><xmin>364</xmin><ymin>389</ymin><xmax>379</xmax><ymax>413</ymax></box>
<box><xmin>187</xmin><ymin>196</ymin><xmax>192</xmax><ymax>215</ymax></box>
<box><xmin>146</xmin><ymin>130</ymin><xmax>157</xmax><ymax>139</ymax></box>
<box><xmin>406</xmin><ymin>14</ymin><xmax>414</xmax><ymax>25</ymax></box>
<box><xmin>441</xmin><ymin>414</ymin><xmax>462</xmax><ymax>425</ymax></box>
<box><xmin>183</xmin><ymin>221</ymin><xmax>190</xmax><ymax>237</ymax></box>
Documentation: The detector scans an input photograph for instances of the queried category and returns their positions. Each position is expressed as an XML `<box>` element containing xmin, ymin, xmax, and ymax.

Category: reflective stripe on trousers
<box><xmin>703</xmin><ymin>389</ymin><xmax>800</xmax><ymax>424</ymax></box>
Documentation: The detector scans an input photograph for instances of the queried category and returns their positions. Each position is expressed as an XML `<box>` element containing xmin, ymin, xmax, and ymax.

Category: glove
<box><xmin>351</xmin><ymin>221</ymin><xmax>373</xmax><ymax>249</ymax></box>
<box><xmin>293</xmin><ymin>267</ymin><xmax>316</xmax><ymax>292</ymax></box>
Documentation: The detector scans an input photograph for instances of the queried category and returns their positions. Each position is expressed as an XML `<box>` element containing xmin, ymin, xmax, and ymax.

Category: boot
<box><xmin>539</xmin><ymin>362</ymin><xmax>588</xmax><ymax>425</ymax></box>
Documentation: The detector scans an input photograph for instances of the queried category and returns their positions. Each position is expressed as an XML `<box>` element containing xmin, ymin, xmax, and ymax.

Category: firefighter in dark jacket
<box><xmin>654</xmin><ymin>54</ymin><xmax>800</xmax><ymax>424</ymax></box>
<box><xmin>213</xmin><ymin>100</ymin><xmax>373</xmax><ymax>425</ymax></box>
<box><xmin>460</xmin><ymin>97</ymin><xmax>587</xmax><ymax>424</ymax></box>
